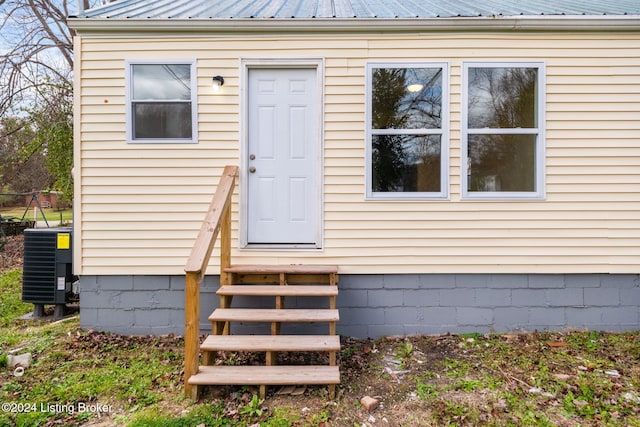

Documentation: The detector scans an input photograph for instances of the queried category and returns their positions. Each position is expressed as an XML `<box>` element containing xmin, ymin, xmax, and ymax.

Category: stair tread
<box><xmin>217</xmin><ymin>285</ymin><xmax>338</xmax><ymax>297</ymax></box>
<box><xmin>188</xmin><ymin>365</ymin><xmax>340</xmax><ymax>385</ymax></box>
<box><xmin>202</xmin><ymin>335</ymin><xmax>341</xmax><ymax>352</ymax></box>
<box><xmin>224</xmin><ymin>264</ymin><xmax>338</xmax><ymax>274</ymax></box>
<box><xmin>209</xmin><ymin>308</ymin><xmax>339</xmax><ymax>322</ymax></box>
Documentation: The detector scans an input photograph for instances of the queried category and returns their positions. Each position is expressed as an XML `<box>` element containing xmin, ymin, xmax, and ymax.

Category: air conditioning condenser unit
<box><xmin>22</xmin><ymin>227</ymin><xmax>77</xmax><ymax>319</ymax></box>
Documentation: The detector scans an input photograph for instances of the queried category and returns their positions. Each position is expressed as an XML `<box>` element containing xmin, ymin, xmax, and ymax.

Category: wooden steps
<box><xmin>191</xmin><ymin>264</ymin><xmax>340</xmax><ymax>399</ymax></box>
<box><xmin>217</xmin><ymin>285</ymin><xmax>338</xmax><ymax>297</ymax></box>
<box><xmin>201</xmin><ymin>335</ymin><xmax>341</xmax><ymax>352</ymax></box>
<box><xmin>188</xmin><ymin>365</ymin><xmax>340</xmax><ymax>386</ymax></box>
<box><xmin>224</xmin><ymin>264</ymin><xmax>339</xmax><ymax>285</ymax></box>
<box><xmin>224</xmin><ymin>264</ymin><xmax>338</xmax><ymax>274</ymax></box>
<box><xmin>210</xmin><ymin>309</ymin><xmax>339</xmax><ymax>323</ymax></box>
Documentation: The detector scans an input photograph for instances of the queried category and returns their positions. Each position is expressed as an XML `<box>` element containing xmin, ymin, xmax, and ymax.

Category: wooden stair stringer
<box><xmin>194</xmin><ymin>264</ymin><xmax>340</xmax><ymax>399</ymax></box>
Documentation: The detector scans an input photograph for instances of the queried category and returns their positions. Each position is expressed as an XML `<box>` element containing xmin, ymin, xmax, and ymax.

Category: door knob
<box><xmin>249</xmin><ymin>166</ymin><xmax>256</xmax><ymax>173</ymax></box>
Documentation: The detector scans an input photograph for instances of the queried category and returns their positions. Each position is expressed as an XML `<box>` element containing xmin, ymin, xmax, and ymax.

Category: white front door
<box><xmin>247</xmin><ymin>67</ymin><xmax>320</xmax><ymax>246</ymax></box>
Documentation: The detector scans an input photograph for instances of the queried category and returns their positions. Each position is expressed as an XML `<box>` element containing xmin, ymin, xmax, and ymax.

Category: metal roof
<box><xmin>77</xmin><ymin>0</ymin><xmax>640</xmax><ymax>19</ymax></box>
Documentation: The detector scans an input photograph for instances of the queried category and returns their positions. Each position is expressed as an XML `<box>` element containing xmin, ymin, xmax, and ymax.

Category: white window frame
<box><xmin>461</xmin><ymin>61</ymin><xmax>545</xmax><ymax>200</ymax></box>
<box><xmin>365</xmin><ymin>62</ymin><xmax>450</xmax><ymax>200</ymax></box>
<box><xmin>125</xmin><ymin>59</ymin><xmax>198</xmax><ymax>144</ymax></box>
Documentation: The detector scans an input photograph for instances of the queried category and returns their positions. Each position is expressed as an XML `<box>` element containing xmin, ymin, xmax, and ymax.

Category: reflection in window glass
<box><xmin>467</xmin><ymin>67</ymin><xmax>537</xmax><ymax>129</ymax></box>
<box><xmin>464</xmin><ymin>63</ymin><xmax>543</xmax><ymax>197</ymax></box>
<box><xmin>372</xmin><ymin>68</ymin><xmax>442</xmax><ymax>130</ymax></box>
<box><xmin>129</xmin><ymin>63</ymin><xmax>194</xmax><ymax>142</ymax></box>
<box><xmin>133</xmin><ymin>103</ymin><xmax>192</xmax><ymax>139</ymax></box>
<box><xmin>372</xmin><ymin>135</ymin><xmax>441</xmax><ymax>192</ymax></box>
<box><xmin>468</xmin><ymin>134</ymin><xmax>536</xmax><ymax>192</ymax></box>
<box><xmin>368</xmin><ymin>64</ymin><xmax>447</xmax><ymax>197</ymax></box>
<box><xmin>132</xmin><ymin>64</ymin><xmax>191</xmax><ymax>100</ymax></box>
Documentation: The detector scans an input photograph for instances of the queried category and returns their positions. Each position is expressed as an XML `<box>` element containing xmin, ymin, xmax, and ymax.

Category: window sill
<box><xmin>366</xmin><ymin>193</ymin><xmax>450</xmax><ymax>201</ymax></box>
<box><xmin>461</xmin><ymin>192</ymin><xmax>546</xmax><ymax>201</ymax></box>
<box><xmin>127</xmin><ymin>139</ymin><xmax>198</xmax><ymax>144</ymax></box>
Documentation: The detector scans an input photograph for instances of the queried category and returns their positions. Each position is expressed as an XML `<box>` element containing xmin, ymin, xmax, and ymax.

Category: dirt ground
<box><xmin>202</xmin><ymin>331</ymin><xmax>640</xmax><ymax>426</ymax></box>
<box><xmin>0</xmin><ymin>235</ymin><xmax>23</xmax><ymax>271</ymax></box>
<box><xmin>3</xmin><ymin>234</ymin><xmax>639</xmax><ymax>426</ymax></box>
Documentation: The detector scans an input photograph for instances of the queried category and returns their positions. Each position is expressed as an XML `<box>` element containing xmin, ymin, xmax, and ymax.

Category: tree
<box><xmin>0</xmin><ymin>0</ymin><xmax>77</xmax><ymax>116</ymax></box>
<box><xmin>26</xmin><ymin>77</ymin><xmax>73</xmax><ymax>198</ymax></box>
<box><xmin>0</xmin><ymin>116</ymin><xmax>52</xmax><ymax>196</ymax></box>
<box><xmin>0</xmin><ymin>0</ymin><xmax>93</xmax><ymax>201</ymax></box>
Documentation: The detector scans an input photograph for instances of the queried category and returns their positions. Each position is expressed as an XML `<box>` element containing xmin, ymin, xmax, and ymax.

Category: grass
<box><xmin>1</xmin><ymin>267</ymin><xmax>639</xmax><ymax>426</ymax></box>
<box><xmin>0</xmin><ymin>268</ymin><xmax>312</xmax><ymax>427</ymax></box>
<box><xmin>0</xmin><ymin>269</ymin><xmax>31</xmax><ymax>327</ymax></box>
<box><xmin>422</xmin><ymin>333</ymin><xmax>640</xmax><ymax>426</ymax></box>
<box><xmin>0</xmin><ymin>207</ymin><xmax>73</xmax><ymax>223</ymax></box>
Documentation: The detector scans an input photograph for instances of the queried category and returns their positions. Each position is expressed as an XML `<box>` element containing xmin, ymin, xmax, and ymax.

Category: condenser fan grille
<box><xmin>22</xmin><ymin>230</ymin><xmax>57</xmax><ymax>303</ymax></box>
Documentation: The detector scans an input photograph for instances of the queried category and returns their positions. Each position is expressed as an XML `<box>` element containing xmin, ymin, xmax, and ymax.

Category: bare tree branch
<box><xmin>27</xmin><ymin>0</ymin><xmax>73</xmax><ymax>67</ymax></box>
<box><xmin>0</xmin><ymin>0</ymin><xmax>99</xmax><ymax>117</ymax></box>
<box><xmin>0</xmin><ymin>0</ymin><xmax>98</xmax><ymax>198</ymax></box>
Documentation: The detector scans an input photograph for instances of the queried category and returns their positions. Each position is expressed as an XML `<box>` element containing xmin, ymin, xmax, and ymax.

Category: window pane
<box><xmin>133</xmin><ymin>102</ymin><xmax>192</xmax><ymax>139</ymax></box>
<box><xmin>372</xmin><ymin>67</ymin><xmax>443</xmax><ymax>130</ymax></box>
<box><xmin>132</xmin><ymin>64</ymin><xmax>191</xmax><ymax>100</ymax></box>
<box><xmin>468</xmin><ymin>67</ymin><xmax>537</xmax><ymax>129</ymax></box>
<box><xmin>372</xmin><ymin>134</ymin><xmax>441</xmax><ymax>192</ymax></box>
<box><xmin>467</xmin><ymin>134</ymin><xmax>536</xmax><ymax>192</ymax></box>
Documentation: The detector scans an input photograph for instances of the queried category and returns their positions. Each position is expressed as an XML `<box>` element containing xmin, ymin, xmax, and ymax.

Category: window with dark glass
<box><xmin>367</xmin><ymin>64</ymin><xmax>448</xmax><ymax>198</ymax></box>
<box><xmin>463</xmin><ymin>64</ymin><xmax>544</xmax><ymax>198</ymax></box>
<box><xmin>128</xmin><ymin>63</ymin><xmax>195</xmax><ymax>142</ymax></box>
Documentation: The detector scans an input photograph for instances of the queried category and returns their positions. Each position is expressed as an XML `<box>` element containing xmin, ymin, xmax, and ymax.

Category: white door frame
<box><xmin>239</xmin><ymin>58</ymin><xmax>325</xmax><ymax>249</ymax></box>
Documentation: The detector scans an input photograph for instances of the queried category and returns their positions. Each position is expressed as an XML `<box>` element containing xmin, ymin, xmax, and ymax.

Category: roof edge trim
<box><xmin>68</xmin><ymin>16</ymin><xmax>640</xmax><ymax>34</ymax></box>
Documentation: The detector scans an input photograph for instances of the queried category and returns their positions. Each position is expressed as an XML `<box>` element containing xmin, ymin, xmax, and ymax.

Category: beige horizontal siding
<box><xmin>75</xmin><ymin>31</ymin><xmax>640</xmax><ymax>275</ymax></box>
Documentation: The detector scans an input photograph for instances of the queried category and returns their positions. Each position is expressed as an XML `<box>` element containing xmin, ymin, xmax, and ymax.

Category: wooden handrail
<box><xmin>184</xmin><ymin>165</ymin><xmax>238</xmax><ymax>397</ymax></box>
<box><xmin>184</xmin><ymin>165</ymin><xmax>238</xmax><ymax>276</ymax></box>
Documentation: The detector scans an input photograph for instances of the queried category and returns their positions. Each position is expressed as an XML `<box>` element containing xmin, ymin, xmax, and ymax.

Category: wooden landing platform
<box><xmin>224</xmin><ymin>265</ymin><xmax>338</xmax><ymax>274</ymax></box>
